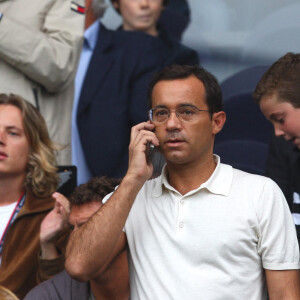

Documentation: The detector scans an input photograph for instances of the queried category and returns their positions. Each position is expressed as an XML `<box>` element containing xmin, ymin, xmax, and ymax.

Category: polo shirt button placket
<box><xmin>179</xmin><ymin>222</ymin><xmax>184</xmax><ymax>228</ymax></box>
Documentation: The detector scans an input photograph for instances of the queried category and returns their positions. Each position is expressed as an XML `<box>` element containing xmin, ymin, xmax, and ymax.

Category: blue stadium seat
<box><xmin>214</xmin><ymin>140</ymin><xmax>269</xmax><ymax>175</ymax></box>
<box><xmin>214</xmin><ymin>66</ymin><xmax>273</xmax><ymax>175</ymax></box>
<box><xmin>216</xmin><ymin>66</ymin><xmax>273</xmax><ymax>144</ymax></box>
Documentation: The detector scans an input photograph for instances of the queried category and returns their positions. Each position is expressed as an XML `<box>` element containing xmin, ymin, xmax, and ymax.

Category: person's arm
<box><xmin>65</xmin><ymin>121</ymin><xmax>159</xmax><ymax>281</ymax></box>
<box><xmin>266</xmin><ymin>269</ymin><xmax>300</xmax><ymax>299</ymax></box>
<box><xmin>0</xmin><ymin>0</ymin><xmax>84</xmax><ymax>92</ymax></box>
<box><xmin>256</xmin><ymin>179</ymin><xmax>300</xmax><ymax>298</ymax></box>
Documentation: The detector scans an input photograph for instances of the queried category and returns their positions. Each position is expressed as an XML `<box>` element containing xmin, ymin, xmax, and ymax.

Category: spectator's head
<box><xmin>254</xmin><ymin>53</ymin><xmax>300</xmax><ymax>148</ymax></box>
<box><xmin>148</xmin><ymin>64</ymin><xmax>223</xmax><ymax>117</ymax></box>
<box><xmin>0</xmin><ymin>94</ymin><xmax>58</xmax><ymax>198</ymax></box>
<box><xmin>147</xmin><ymin>64</ymin><xmax>225</xmax><ymax>166</ymax></box>
<box><xmin>110</xmin><ymin>0</ymin><xmax>169</xmax><ymax>36</ymax></box>
<box><xmin>68</xmin><ymin>176</ymin><xmax>121</xmax><ymax>229</ymax></box>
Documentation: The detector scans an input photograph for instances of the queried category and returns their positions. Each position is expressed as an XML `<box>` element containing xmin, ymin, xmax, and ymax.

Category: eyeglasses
<box><xmin>148</xmin><ymin>106</ymin><xmax>210</xmax><ymax>123</ymax></box>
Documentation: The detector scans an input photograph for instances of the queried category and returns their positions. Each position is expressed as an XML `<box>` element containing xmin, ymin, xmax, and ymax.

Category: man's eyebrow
<box><xmin>178</xmin><ymin>103</ymin><xmax>199</xmax><ymax>108</ymax></box>
<box><xmin>152</xmin><ymin>105</ymin><xmax>167</xmax><ymax>109</ymax></box>
<box><xmin>152</xmin><ymin>104</ymin><xmax>198</xmax><ymax>109</ymax></box>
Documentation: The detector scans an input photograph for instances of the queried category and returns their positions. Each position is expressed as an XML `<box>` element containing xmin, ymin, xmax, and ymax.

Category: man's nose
<box><xmin>140</xmin><ymin>0</ymin><xmax>150</xmax><ymax>7</ymax></box>
<box><xmin>166</xmin><ymin>111</ymin><xmax>181</xmax><ymax>130</ymax></box>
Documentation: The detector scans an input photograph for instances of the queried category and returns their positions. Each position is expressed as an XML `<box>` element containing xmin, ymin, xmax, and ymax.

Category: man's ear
<box><xmin>212</xmin><ymin>111</ymin><xmax>226</xmax><ymax>134</ymax></box>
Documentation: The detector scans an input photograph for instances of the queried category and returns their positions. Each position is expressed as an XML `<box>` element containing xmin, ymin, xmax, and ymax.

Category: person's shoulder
<box><xmin>21</xmin><ymin>190</ymin><xmax>55</xmax><ymax>215</ymax></box>
<box><xmin>231</xmin><ymin>166</ymin><xmax>281</xmax><ymax>192</ymax></box>
<box><xmin>24</xmin><ymin>270</ymin><xmax>88</xmax><ymax>300</ymax></box>
<box><xmin>173</xmin><ymin>40</ymin><xmax>197</xmax><ymax>55</ymax></box>
<box><xmin>24</xmin><ymin>270</ymin><xmax>68</xmax><ymax>299</ymax></box>
<box><xmin>232</xmin><ymin>166</ymin><xmax>271</xmax><ymax>182</ymax></box>
<box><xmin>160</xmin><ymin>39</ymin><xmax>199</xmax><ymax>65</ymax></box>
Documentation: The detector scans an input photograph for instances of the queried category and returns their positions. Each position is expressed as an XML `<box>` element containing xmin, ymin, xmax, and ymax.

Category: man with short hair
<box><xmin>66</xmin><ymin>64</ymin><xmax>300</xmax><ymax>300</ymax></box>
<box><xmin>109</xmin><ymin>0</ymin><xmax>199</xmax><ymax>66</ymax></box>
<box><xmin>24</xmin><ymin>176</ymin><xmax>129</xmax><ymax>300</ymax></box>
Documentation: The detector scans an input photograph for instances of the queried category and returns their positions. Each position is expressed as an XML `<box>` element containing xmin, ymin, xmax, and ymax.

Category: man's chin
<box><xmin>164</xmin><ymin>152</ymin><xmax>189</xmax><ymax>165</ymax></box>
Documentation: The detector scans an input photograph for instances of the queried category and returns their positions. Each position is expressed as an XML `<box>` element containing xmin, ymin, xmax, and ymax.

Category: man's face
<box><xmin>114</xmin><ymin>0</ymin><xmax>164</xmax><ymax>36</ymax></box>
<box><xmin>0</xmin><ymin>105</ymin><xmax>30</xmax><ymax>178</ymax></box>
<box><xmin>69</xmin><ymin>201</ymin><xmax>102</xmax><ymax>229</ymax></box>
<box><xmin>151</xmin><ymin>76</ymin><xmax>225</xmax><ymax>166</ymax></box>
<box><xmin>259</xmin><ymin>94</ymin><xmax>300</xmax><ymax>149</ymax></box>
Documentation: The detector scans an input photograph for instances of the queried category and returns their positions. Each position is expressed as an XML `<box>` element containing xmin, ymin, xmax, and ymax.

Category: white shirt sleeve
<box><xmin>256</xmin><ymin>178</ymin><xmax>300</xmax><ymax>270</ymax></box>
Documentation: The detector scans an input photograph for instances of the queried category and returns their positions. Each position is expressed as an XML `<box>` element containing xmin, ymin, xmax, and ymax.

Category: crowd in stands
<box><xmin>0</xmin><ymin>0</ymin><xmax>300</xmax><ymax>299</ymax></box>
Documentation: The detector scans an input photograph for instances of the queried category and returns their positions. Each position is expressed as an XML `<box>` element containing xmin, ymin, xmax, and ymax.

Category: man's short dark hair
<box><xmin>69</xmin><ymin>176</ymin><xmax>121</xmax><ymax>206</ymax></box>
<box><xmin>253</xmin><ymin>52</ymin><xmax>300</xmax><ymax>108</ymax></box>
<box><xmin>110</xmin><ymin>0</ymin><xmax>169</xmax><ymax>14</ymax></box>
<box><xmin>147</xmin><ymin>64</ymin><xmax>223</xmax><ymax>115</ymax></box>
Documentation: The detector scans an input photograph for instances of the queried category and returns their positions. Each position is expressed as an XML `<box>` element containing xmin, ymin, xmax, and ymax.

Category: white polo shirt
<box><xmin>121</xmin><ymin>156</ymin><xmax>299</xmax><ymax>300</ymax></box>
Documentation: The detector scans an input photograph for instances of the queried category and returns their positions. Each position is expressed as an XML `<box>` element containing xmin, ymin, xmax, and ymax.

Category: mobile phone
<box><xmin>146</xmin><ymin>142</ymin><xmax>155</xmax><ymax>165</ymax></box>
<box><xmin>146</xmin><ymin>142</ymin><xmax>166</xmax><ymax>178</ymax></box>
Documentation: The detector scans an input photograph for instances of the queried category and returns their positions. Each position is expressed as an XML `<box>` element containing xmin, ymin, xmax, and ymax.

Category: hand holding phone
<box><xmin>127</xmin><ymin>122</ymin><xmax>159</xmax><ymax>182</ymax></box>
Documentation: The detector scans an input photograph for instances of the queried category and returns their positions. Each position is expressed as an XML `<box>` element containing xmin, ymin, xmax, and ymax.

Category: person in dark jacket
<box><xmin>110</xmin><ymin>0</ymin><xmax>199</xmax><ymax>66</ymax></box>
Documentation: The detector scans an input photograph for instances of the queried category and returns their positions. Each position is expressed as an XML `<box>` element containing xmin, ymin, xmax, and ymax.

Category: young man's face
<box><xmin>259</xmin><ymin>94</ymin><xmax>300</xmax><ymax>149</ymax></box>
<box><xmin>0</xmin><ymin>105</ymin><xmax>30</xmax><ymax>178</ymax></box>
<box><xmin>69</xmin><ymin>201</ymin><xmax>102</xmax><ymax>229</ymax></box>
<box><xmin>114</xmin><ymin>0</ymin><xmax>164</xmax><ymax>36</ymax></box>
<box><xmin>151</xmin><ymin>76</ymin><xmax>225</xmax><ymax>167</ymax></box>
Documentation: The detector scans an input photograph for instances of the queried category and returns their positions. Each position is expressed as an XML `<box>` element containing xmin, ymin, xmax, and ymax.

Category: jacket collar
<box><xmin>77</xmin><ymin>22</ymin><xmax>114</xmax><ymax>116</ymax></box>
<box><xmin>17</xmin><ymin>190</ymin><xmax>54</xmax><ymax>219</ymax></box>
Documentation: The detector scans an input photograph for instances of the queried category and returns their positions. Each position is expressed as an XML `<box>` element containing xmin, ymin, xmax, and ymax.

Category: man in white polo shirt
<box><xmin>65</xmin><ymin>64</ymin><xmax>300</xmax><ymax>299</ymax></box>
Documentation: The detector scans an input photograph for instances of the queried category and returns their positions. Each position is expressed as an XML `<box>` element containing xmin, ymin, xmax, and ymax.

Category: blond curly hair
<box><xmin>0</xmin><ymin>94</ymin><xmax>58</xmax><ymax>198</ymax></box>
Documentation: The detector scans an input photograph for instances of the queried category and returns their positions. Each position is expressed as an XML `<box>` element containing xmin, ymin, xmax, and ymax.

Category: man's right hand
<box><xmin>126</xmin><ymin>121</ymin><xmax>160</xmax><ymax>183</ymax></box>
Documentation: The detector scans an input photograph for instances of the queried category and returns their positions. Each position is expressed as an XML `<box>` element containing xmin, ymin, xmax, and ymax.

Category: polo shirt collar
<box><xmin>152</xmin><ymin>155</ymin><xmax>233</xmax><ymax>198</ymax></box>
<box><xmin>84</xmin><ymin>19</ymin><xmax>100</xmax><ymax>50</ymax></box>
